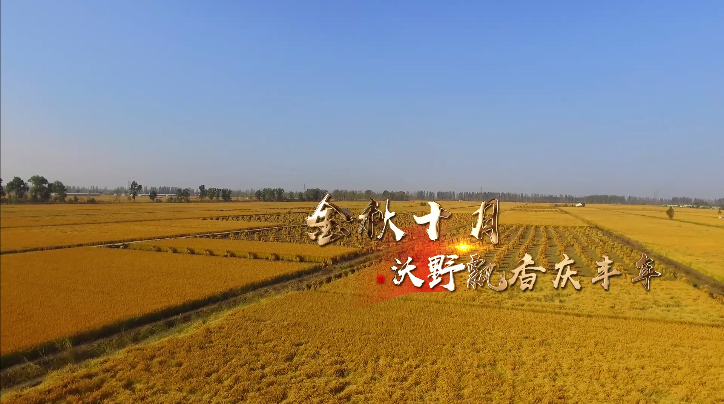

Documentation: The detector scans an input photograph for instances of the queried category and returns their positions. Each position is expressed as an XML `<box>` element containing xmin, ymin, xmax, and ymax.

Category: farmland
<box><xmin>5</xmin><ymin>286</ymin><xmax>722</xmax><ymax>403</ymax></box>
<box><xmin>0</xmin><ymin>219</ymin><xmax>284</xmax><ymax>253</ymax></box>
<box><xmin>563</xmin><ymin>205</ymin><xmax>724</xmax><ymax>282</ymax></box>
<box><xmin>0</xmin><ymin>201</ymin><xmax>722</xmax><ymax>403</ymax></box>
<box><xmin>0</xmin><ymin>248</ymin><xmax>315</xmax><ymax>354</ymax></box>
<box><xmin>130</xmin><ymin>239</ymin><xmax>360</xmax><ymax>263</ymax></box>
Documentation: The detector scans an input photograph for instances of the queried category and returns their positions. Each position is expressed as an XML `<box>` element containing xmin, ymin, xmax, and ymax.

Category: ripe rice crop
<box><xmin>0</xmin><ymin>203</ymin><xmax>259</xmax><ymax>228</ymax></box>
<box><xmin>0</xmin><ymin>202</ymin><xmax>333</xmax><ymax>228</ymax></box>
<box><xmin>2</xmin><ymin>202</ymin><xmax>722</xmax><ymax>403</ymax></box>
<box><xmin>0</xmin><ymin>220</ymin><xmax>282</xmax><ymax>253</ymax></box>
<box><xmin>586</xmin><ymin>204</ymin><xmax>724</xmax><ymax>228</ymax></box>
<box><xmin>498</xmin><ymin>210</ymin><xmax>587</xmax><ymax>226</ymax></box>
<box><xmin>130</xmin><ymin>239</ymin><xmax>360</xmax><ymax>263</ymax></box>
<box><xmin>4</xmin><ymin>263</ymin><xmax>723</xmax><ymax>403</ymax></box>
<box><xmin>563</xmin><ymin>207</ymin><xmax>724</xmax><ymax>281</ymax></box>
<box><xmin>0</xmin><ymin>200</ymin><xmax>523</xmax><ymax>228</ymax></box>
<box><xmin>0</xmin><ymin>248</ymin><xmax>314</xmax><ymax>354</ymax></box>
<box><xmin>334</xmin><ymin>253</ymin><xmax>724</xmax><ymax>327</ymax></box>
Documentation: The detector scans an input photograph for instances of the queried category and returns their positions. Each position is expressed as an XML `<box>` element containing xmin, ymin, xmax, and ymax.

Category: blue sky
<box><xmin>1</xmin><ymin>1</ymin><xmax>722</xmax><ymax>198</ymax></box>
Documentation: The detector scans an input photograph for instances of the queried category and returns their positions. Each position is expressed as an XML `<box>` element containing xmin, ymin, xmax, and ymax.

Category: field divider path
<box><xmin>561</xmin><ymin>209</ymin><xmax>724</xmax><ymax>295</ymax></box>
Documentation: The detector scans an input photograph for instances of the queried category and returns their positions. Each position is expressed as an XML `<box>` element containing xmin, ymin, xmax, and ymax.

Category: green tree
<box><xmin>208</xmin><ymin>187</ymin><xmax>218</xmax><ymax>201</ymax></box>
<box><xmin>129</xmin><ymin>181</ymin><xmax>142</xmax><ymax>202</ymax></box>
<box><xmin>221</xmin><ymin>189</ymin><xmax>232</xmax><ymax>201</ymax></box>
<box><xmin>174</xmin><ymin>188</ymin><xmax>189</xmax><ymax>202</ymax></box>
<box><xmin>28</xmin><ymin>175</ymin><xmax>51</xmax><ymax>202</ymax></box>
<box><xmin>275</xmin><ymin>188</ymin><xmax>285</xmax><ymax>202</ymax></box>
<box><xmin>297</xmin><ymin>191</ymin><xmax>304</xmax><ymax>201</ymax></box>
<box><xmin>0</xmin><ymin>178</ymin><xmax>4</xmax><ymax>198</ymax></box>
<box><xmin>51</xmin><ymin>180</ymin><xmax>67</xmax><ymax>202</ymax></box>
<box><xmin>199</xmin><ymin>185</ymin><xmax>207</xmax><ymax>201</ymax></box>
<box><xmin>304</xmin><ymin>188</ymin><xmax>326</xmax><ymax>202</ymax></box>
<box><xmin>149</xmin><ymin>190</ymin><xmax>158</xmax><ymax>201</ymax></box>
<box><xmin>666</xmin><ymin>206</ymin><xmax>675</xmax><ymax>220</ymax></box>
<box><xmin>255</xmin><ymin>190</ymin><xmax>262</xmax><ymax>201</ymax></box>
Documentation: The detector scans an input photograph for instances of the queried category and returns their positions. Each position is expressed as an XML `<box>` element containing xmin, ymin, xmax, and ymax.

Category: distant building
<box><xmin>575</xmin><ymin>203</ymin><xmax>585</xmax><ymax>207</ymax></box>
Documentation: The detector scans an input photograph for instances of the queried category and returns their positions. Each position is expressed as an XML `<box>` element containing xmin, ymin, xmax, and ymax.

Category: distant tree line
<box><xmin>2</xmin><ymin>178</ymin><xmax>721</xmax><ymax>207</ymax></box>
<box><xmin>413</xmin><ymin>191</ymin><xmax>723</xmax><ymax>207</ymax></box>
<box><xmin>196</xmin><ymin>185</ymin><xmax>233</xmax><ymax>202</ymax></box>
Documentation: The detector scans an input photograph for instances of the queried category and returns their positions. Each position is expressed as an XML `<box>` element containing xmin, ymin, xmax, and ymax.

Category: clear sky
<box><xmin>1</xmin><ymin>1</ymin><xmax>722</xmax><ymax>198</ymax></box>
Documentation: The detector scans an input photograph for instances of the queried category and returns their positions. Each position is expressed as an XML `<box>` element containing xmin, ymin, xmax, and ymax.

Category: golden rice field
<box><xmin>587</xmin><ymin>204</ymin><xmax>724</xmax><ymax>228</ymax></box>
<box><xmin>3</xmin><ymin>267</ymin><xmax>722</xmax><ymax>403</ymax></box>
<box><xmin>0</xmin><ymin>200</ymin><xmax>350</xmax><ymax>227</ymax></box>
<box><xmin>563</xmin><ymin>206</ymin><xmax>724</xmax><ymax>282</ymax></box>
<box><xmin>0</xmin><ymin>248</ymin><xmax>314</xmax><ymax>354</ymax></box>
<box><xmin>0</xmin><ymin>220</ymin><xmax>282</xmax><ymax>252</ymax></box>
<box><xmin>0</xmin><ymin>201</ymin><xmax>498</xmax><ymax>228</ymax></box>
<box><xmin>0</xmin><ymin>201</ymin><xmax>722</xmax><ymax>403</ymax></box>
<box><xmin>132</xmin><ymin>239</ymin><xmax>359</xmax><ymax>262</ymax></box>
<box><xmin>0</xmin><ymin>202</ymin><xmax>300</xmax><ymax>228</ymax></box>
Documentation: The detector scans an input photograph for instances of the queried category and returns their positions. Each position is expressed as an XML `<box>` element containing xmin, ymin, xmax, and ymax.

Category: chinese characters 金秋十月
<box><xmin>306</xmin><ymin>194</ymin><xmax>500</xmax><ymax>246</ymax></box>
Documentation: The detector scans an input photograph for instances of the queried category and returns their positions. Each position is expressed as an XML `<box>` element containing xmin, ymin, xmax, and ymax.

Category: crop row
<box><xmin>202</xmin><ymin>212</ymin><xmax>308</xmax><ymax>224</ymax></box>
<box><xmin>123</xmin><ymin>239</ymin><xmax>363</xmax><ymax>265</ymax></box>
<box><xmin>536</xmin><ymin>226</ymin><xmax>550</xmax><ymax>268</ymax></box>
<box><xmin>492</xmin><ymin>225</ymin><xmax>526</xmax><ymax>265</ymax></box>
<box><xmin>559</xmin><ymin>227</ymin><xmax>597</xmax><ymax>268</ymax></box>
